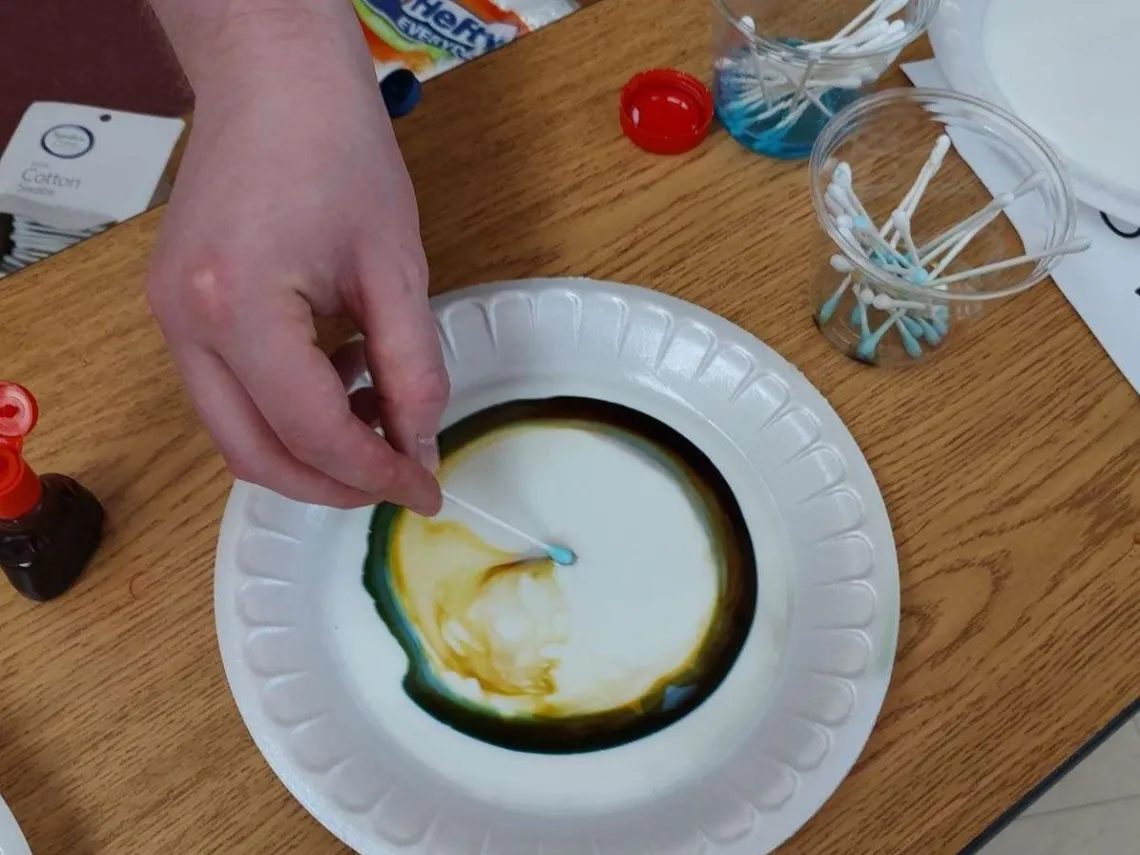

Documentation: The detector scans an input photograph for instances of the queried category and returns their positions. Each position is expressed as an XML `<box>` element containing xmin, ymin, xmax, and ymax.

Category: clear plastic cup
<box><xmin>808</xmin><ymin>88</ymin><xmax>1080</xmax><ymax>366</ymax></box>
<box><xmin>710</xmin><ymin>0</ymin><xmax>939</xmax><ymax>159</ymax></box>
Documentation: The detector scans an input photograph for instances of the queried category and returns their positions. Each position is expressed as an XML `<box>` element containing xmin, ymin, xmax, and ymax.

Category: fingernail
<box><xmin>416</xmin><ymin>434</ymin><xmax>440</xmax><ymax>472</ymax></box>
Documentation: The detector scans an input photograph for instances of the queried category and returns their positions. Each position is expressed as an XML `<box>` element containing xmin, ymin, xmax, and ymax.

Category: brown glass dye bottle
<box><xmin>0</xmin><ymin>383</ymin><xmax>104</xmax><ymax>601</ymax></box>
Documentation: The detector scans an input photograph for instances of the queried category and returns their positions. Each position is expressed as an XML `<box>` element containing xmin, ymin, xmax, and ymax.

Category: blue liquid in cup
<box><xmin>715</xmin><ymin>45</ymin><xmax>861</xmax><ymax>160</ymax></box>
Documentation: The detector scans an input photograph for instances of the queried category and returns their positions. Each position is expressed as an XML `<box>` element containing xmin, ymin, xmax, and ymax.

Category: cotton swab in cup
<box><xmin>832</xmin><ymin>19</ymin><xmax>906</xmax><ymax>54</ymax></box>
<box><xmin>892</xmin><ymin>135</ymin><xmax>950</xmax><ymax>219</ymax></box>
<box><xmin>870</xmin><ymin>292</ymin><xmax>948</xmax><ymax>328</ymax></box>
<box><xmin>715</xmin><ymin>0</ymin><xmax>925</xmax><ymax>159</ymax></box>
<box><xmin>890</xmin><ymin>210</ymin><xmax>921</xmax><ymax>263</ymax></box>
<box><xmin>923</xmin><ymin>237</ymin><xmax>1092</xmax><ymax>288</ymax></box>
<box><xmin>817</xmin><ymin>137</ymin><xmax>950</xmax><ymax>321</ymax></box>
<box><xmin>441</xmin><ymin>489</ymin><xmax>577</xmax><ymax>566</ymax></box>
<box><xmin>822</xmin><ymin>0</ymin><xmax>909</xmax><ymax>44</ymax></box>
<box><xmin>916</xmin><ymin>172</ymin><xmax>1046</xmax><ymax>265</ymax></box>
<box><xmin>815</xmin><ymin>132</ymin><xmax>1090</xmax><ymax>364</ymax></box>
<box><xmin>825</xmin><ymin>0</ymin><xmax>890</xmax><ymax>43</ymax></box>
<box><xmin>922</xmin><ymin>215</ymin><xmax>1002</xmax><ymax>281</ymax></box>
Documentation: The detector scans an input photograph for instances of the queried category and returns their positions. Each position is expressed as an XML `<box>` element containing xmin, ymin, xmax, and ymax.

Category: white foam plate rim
<box><xmin>214</xmin><ymin>277</ymin><xmax>900</xmax><ymax>855</ymax></box>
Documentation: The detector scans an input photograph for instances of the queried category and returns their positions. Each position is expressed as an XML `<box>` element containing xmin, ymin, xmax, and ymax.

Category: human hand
<box><xmin>145</xmin><ymin>12</ymin><xmax>447</xmax><ymax>514</ymax></box>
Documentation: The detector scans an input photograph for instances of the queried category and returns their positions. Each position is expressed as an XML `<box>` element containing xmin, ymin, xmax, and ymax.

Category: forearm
<box><xmin>148</xmin><ymin>0</ymin><xmax>376</xmax><ymax>106</ymax></box>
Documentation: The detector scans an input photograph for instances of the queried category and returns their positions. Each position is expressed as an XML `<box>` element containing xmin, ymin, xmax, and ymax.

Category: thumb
<box><xmin>355</xmin><ymin>251</ymin><xmax>450</xmax><ymax>474</ymax></box>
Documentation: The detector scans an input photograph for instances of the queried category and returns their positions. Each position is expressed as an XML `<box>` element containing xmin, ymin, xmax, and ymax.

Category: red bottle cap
<box><xmin>620</xmin><ymin>69</ymin><xmax>714</xmax><ymax>155</ymax></box>
<box><xmin>0</xmin><ymin>383</ymin><xmax>43</xmax><ymax>519</ymax></box>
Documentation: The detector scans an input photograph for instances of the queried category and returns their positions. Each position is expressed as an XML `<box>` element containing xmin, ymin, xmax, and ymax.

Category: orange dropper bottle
<box><xmin>0</xmin><ymin>382</ymin><xmax>104</xmax><ymax>601</ymax></box>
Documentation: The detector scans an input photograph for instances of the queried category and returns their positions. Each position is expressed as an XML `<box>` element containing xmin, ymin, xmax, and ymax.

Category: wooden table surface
<box><xmin>1</xmin><ymin>0</ymin><xmax>1138</xmax><ymax>852</ymax></box>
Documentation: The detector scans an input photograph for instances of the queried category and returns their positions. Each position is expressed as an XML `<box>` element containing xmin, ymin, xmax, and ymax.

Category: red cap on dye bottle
<box><xmin>0</xmin><ymin>383</ymin><xmax>43</xmax><ymax>519</ymax></box>
<box><xmin>620</xmin><ymin>68</ymin><xmax>714</xmax><ymax>155</ymax></box>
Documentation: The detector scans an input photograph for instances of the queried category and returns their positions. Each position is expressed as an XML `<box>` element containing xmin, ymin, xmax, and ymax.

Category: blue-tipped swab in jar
<box><xmin>871</xmin><ymin>292</ymin><xmax>930</xmax><ymax>312</ymax></box>
<box><xmin>908</xmin><ymin>315</ymin><xmax>943</xmax><ymax>345</ymax></box>
<box><xmin>819</xmin><ymin>254</ymin><xmax>857</xmax><ymax>322</ymax></box>
<box><xmin>853</xmin><ymin>289</ymin><xmax>927</xmax><ymax>360</ymax></box>
<box><xmin>441</xmin><ymin>490</ymin><xmax>577</xmax><ymax>566</ymax></box>
<box><xmin>815</xmin><ymin>133</ymin><xmax>1089</xmax><ymax>365</ymax></box>
<box><xmin>817</xmin><ymin>138</ymin><xmax>1051</xmax><ymax>363</ymax></box>
<box><xmin>873</xmin><ymin>294</ymin><xmax>944</xmax><ymax>345</ymax></box>
<box><xmin>844</xmin><ymin>214</ymin><xmax>913</xmax><ymax>268</ymax></box>
<box><xmin>899</xmin><ymin>314</ymin><xmax>924</xmax><ymax>337</ymax></box>
<box><xmin>857</xmin><ymin>309</ymin><xmax>916</xmax><ymax>361</ymax></box>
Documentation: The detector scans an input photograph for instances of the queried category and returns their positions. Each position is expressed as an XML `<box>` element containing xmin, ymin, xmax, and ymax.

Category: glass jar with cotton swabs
<box><xmin>711</xmin><ymin>0</ymin><xmax>939</xmax><ymax>160</ymax></box>
<box><xmin>808</xmin><ymin>88</ymin><xmax>1089</xmax><ymax>366</ymax></box>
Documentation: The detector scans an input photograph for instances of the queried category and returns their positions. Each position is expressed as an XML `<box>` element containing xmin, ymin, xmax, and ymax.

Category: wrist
<box><xmin>153</xmin><ymin>0</ymin><xmax>376</xmax><ymax>109</ymax></box>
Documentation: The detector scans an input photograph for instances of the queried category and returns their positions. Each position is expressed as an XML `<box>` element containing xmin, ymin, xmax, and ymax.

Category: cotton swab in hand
<box><xmin>441</xmin><ymin>489</ymin><xmax>577</xmax><ymax>566</ymax></box>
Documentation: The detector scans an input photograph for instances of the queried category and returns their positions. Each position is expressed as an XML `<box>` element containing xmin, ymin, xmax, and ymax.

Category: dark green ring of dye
<box><xmin>363</xmin><ymin>396</ymin><xmax>757</xmax><ymax>754</ymax></box>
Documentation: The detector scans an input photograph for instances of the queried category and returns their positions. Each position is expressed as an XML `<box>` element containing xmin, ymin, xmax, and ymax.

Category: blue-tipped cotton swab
<box><xmin>441</xmin><ymin>490</ymin><xmax>577</xmax><ymax>566</ymax></box>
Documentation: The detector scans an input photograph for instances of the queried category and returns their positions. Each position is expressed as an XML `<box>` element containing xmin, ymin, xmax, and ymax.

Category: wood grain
<box><xmin>0</xmin><ymin>0</ymin><xmax>1137</xmax><ymax>853</ymax></box>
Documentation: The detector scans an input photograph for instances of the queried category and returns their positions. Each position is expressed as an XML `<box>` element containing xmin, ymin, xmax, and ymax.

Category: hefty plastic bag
<box><xmin>354</xmin><ymin>0</ymin><xmax>578</xmax><ymax>80</ymax></box>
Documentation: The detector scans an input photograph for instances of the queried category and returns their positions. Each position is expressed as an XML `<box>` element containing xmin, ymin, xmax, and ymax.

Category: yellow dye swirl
<box><xmin>389</xmin><ymin>513</ymin><xmax>577</xmax><ymax>714</ymax></box>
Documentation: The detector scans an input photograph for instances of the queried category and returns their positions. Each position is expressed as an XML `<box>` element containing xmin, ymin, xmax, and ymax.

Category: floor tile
<box><xmin>979</xmin><ymin>796</ymin><xmax>1140</xmax><ymax>855</ymax></box>
<box><xmin>1023</xmin><ymin>713</ymin><xmax>1140</xmax><ymax>816</ymax></box>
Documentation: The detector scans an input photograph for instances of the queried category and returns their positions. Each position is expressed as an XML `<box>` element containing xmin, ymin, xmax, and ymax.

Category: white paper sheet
<box><xmin>903</xmin><ymin>60</ymin><xmax>1140</xmax><ymax>396</ymax></box>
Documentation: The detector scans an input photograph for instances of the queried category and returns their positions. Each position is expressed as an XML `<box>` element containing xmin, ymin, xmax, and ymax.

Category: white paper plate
<box><xmin>214</xmin><ymin>278</ymin><xmax>899</xmax><ymax>855</ymax></box>
<box><xmin>930</xmin><ymin>0</ymin><xmax>1140</xmax><ymax>227</ymax></box>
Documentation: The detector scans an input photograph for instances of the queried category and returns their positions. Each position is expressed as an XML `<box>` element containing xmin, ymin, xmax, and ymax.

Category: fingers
<box><xmin>173</xmin><ymin>345</ymin><xmax>377</xmax><ymax>509</ymax></box>
<box><xmin>355</xmin><ymin>250</ymin><xmax>450</xmax><ymax>474</ymax></box>
<box><xmin>215</xmin><ymin>295</ymin><xmax>442</xmax><ymax>515</ymax></box>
